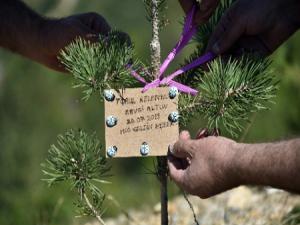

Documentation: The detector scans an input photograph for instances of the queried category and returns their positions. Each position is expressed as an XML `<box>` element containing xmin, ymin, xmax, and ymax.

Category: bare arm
<box><xmin>168</xmin><ymin>131</ymin><xmax>300</xmax><ymax>198</ymax></box>
<box><xmin>0</xmin><ymin>0</ymin><xmax>116</xmax><ymax>72</ymax></box>
<box><xmin>235</xmin><ymin>139</ymin><xmax>300</xmax><ymax>193</ymax></box>
<box><xmin>0</xmin><ymin>0</ymin><xmax>42</xmax><ymax>57</ymax></box>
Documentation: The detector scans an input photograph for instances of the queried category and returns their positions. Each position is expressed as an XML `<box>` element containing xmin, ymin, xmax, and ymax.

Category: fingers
<box><xmin>179</xmin><ymin>0</ymin><xmax>220</xmax><ymax>25</ymax></box>
<box><xmin>77</xmin><ymin>12</ymin><xmax>111</xmax><ymax>35</ymax></box>
<box><xmin>194</xmin><ymin>0</ymin><xmax>220</xmax><ymax>25</ymax></box>
<box><xmin>76</xmin><ymin>13</ymin><xmax>131</xmax><ymax>47</ymax></box>
<box><xmin>168</xmin><ymin>130</ymin><xmax>194</xmax><ymax>188</ymax></box>
<box><xmin>196</xmin><ymin>128</ymin><xmax>209</xmax><ymax>139</ymax></box>
<box><xmin>167</xmin><ymin>154</ymin><xmax>188</xmax><ymax>187</ymax></box>
<box><xmin>206</xmin><ymin>6</ymin><xmax>244</xmax><ymax>55</ymax></box>
<box><xmin>170</xmin><ymin>131</ymin><xmax>195</xmax><ymax>158</ymax></box>
<box><xmin>180</xmin><ymin>130</ymin><xmax>191</xmax><ymax>140</ymax></box>
<box><xmin>112</xmin><ymin>31</ymin><xmax>132</xmax><ymax>47</ymax></box>
<box><xmin>75</xmin><ymin>23</ymin><xmax>99</xmax><ymax>42</ymax></box>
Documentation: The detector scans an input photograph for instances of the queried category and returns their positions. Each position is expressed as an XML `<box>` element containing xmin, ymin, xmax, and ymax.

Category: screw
<box><xmin>106</xmin><ymin>116</ymin><xmax>118</xmax><ymax>128</ymax></box>
<box><xmin>104</xmin><ymin>90</ymin><xmax>115</xmax><ymax>102</ymax></box>
<box><xmin>169</xmin><ymin>86</ymin><xmax>179</xmax><ymax>99</ymax></box>
<box><xmin>107</xmin><ymin>146</ymin><xmax>118</xmax><ymax>158</ymax></box>
<box><xmin>168</xmin><ymin>111</ymin><xmax>179</xmax><ymax>123</ymax></box>
<box><xmin>140</xmin><ymin>142</ymin><xmax>150</xmax><ymax>156</ymax></box>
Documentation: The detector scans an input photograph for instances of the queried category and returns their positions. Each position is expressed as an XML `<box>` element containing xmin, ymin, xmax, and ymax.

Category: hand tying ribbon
<box><xmin>129</xmin><ymin>5</ymin><xmax>215</xmax><ymax>95</ymax></box>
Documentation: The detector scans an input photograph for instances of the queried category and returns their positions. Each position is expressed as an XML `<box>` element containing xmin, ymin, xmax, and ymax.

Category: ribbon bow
<box><xmin>130</xmin><ymin>6</ymin><xmax>215</xmax><ymax>95</ymax></box>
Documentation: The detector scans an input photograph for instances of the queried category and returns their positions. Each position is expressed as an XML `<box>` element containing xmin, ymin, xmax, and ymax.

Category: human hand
<box><xmin>168</xmin><ymin>130</ymin><xmax>240</xmax><ymax>198</ymax></box>
<box><xmin>207</xmin><ymin>0</ymin><xmax>300</xmax><ymax>56</ymax></box>
<box><xmin>179</xmin><ymin>0</ymin><xmax>220</xmax><ymax>25</ymax></box>
<box><xmin>29</xmin><ymin>13</ymin><xmax>128</xmax><ymax>72</ymax></box>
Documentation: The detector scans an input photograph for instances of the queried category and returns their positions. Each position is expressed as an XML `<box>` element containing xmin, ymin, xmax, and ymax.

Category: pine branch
<box><xmin>59</xmin><ymin>31</ymin><xmax>139</xmax><ymax>100</ymax></box>
<box><xmin>83</xmin><ymin>191</ymin><xmax>106</xmax><ymax>225</ymax></box>
<box><xmin>179</xmin><ymin>57</ymin><xmax>277</xmax><ymax>136</ymax></box>
<box><xmin>178</xmin><ymin>93</ymin><xmax>203</xmax><ymax>127</ymax></box>
<box><xmin>199</xmin><ymin>57</ymin><xmax>277</xmax><ymax>136</ymax></box>
<box><xmin>42</xmin><ymin>129</ymin><xmax>110</xmax><ymax>220</ymax></box>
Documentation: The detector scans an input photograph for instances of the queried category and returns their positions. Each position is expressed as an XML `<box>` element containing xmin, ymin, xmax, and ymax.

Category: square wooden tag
<box><xmin>104</xmin><ymin>87</ymin><xmax>179</xmax><ymax>158</ymax></box>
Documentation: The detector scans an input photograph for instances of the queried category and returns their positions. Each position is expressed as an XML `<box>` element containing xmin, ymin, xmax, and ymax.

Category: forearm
<box><xmin>0</xmin><ymin>0</ymin><xmax>44</xmax><ymax>57</ymax></box>
<box><xmin>233</xmin><ymin>139</ymin><xmax>300</xmax><ymax>193</ymax></box>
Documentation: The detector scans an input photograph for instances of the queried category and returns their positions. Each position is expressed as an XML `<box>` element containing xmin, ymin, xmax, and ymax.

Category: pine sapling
<box><xmin>42</xmin><ymin>0</ymin><xmax>277</xmax><ymax>224</ymax></box>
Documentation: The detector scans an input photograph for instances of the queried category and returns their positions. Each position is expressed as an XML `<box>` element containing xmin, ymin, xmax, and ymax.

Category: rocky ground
<box><xmin>85</xmin><ymin>186</ymin><xmax>300</xmax><ymax>225</ymax></box>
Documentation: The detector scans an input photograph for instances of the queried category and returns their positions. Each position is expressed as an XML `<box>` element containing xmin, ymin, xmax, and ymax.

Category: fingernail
<box><xmin>212</xmin><ymin>42</ymin><xmax>220</xmax><ymax>55</ymax></box>
<box><xmin>196</xmin><ymin>128</ymin><xmax>209</xmax><ymax>139</ymax></box>
<box><xmin>168</xmin><ymin>144</ymin><xmax>175</xmax><ymax>155</ymax></box>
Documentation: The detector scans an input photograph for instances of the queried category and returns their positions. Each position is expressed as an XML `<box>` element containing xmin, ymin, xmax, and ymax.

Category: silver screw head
<box><xmin>106</xmin><ymin>116</ymin><xmax>118</xmax><ymax>127</ymax></box>
<box><xmin>107</xmin><ymin>146</ymin><xmax>118</xmax><ymax>158</ymax></box>
<box><xmin>169</xmin><ymin>86</ymin><xmax>179</xmax><ymax>99</ymax></box>
<box><xmin>104</xmin><ymin>90</ymin><xmax>115</xmax><ymax>102</ymax></box>
<box><xmin>140</xmin><ymin>142</ymin><xmax>150</xmax><ymax>156</ymax></box>
<box><xmin>168</xmin><ymin>111</ymin><xmax>179</xmax><ymax>123</ymax></box>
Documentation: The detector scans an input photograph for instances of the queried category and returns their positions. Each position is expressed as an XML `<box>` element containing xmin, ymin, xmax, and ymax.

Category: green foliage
<box><xmin>42</xmin><ymin>129</ymin><xmax>109</xmax><ymax>188</ymax></box>
<box><xmin>199</xmin><ymin>57</ymin><xmax>276</xmax><ymax>135</ymax></box>
<box><xmin>75</xmin><ymin>192</ymin><xmax>106</xmax><ymax>218</ymax></box>
<box><xmin>42</xmin><ymin>129</ymin><xmax>110</xmax><ymax>220</ymax></box>
<box><xmin>282</xmin><ymin>205</ymin><xmax>300</xmax><ymax>225</ymax></box>
<box><xmin>179</xmin><ymin>56</ymin><xmax>277</xmax><ymax>137</ymax></box>
<box><xmin>178</xmin><ymin>93</ymin><xmax>203</xmax><ymax>127</ymax></box>
<box><xmin>176</xmin><ymin>60</ymin><xmax>277</xmax><ymax>136</ymax></box>
<box><xmin>60</xmin><ymin>31</ymin><xmax>138</xmax><ymax>101</ymax></box>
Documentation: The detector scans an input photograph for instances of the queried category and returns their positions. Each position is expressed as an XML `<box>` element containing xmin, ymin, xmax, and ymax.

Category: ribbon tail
<box><xmin>168</xmin><ymin>80</ymin><xmax>198</xmax><ymax>96</ymax></box>
<box><xmin>161</xmin><ymin>52</ymin><xmax>216</xmax><ymax>84</ymax></box>
<box><xmin>127</xmin><ymin>65</ymin><xmax>148</xmax><ymax>84</ymax></box>
<box><xmin>159</xmin><ymin>27</ymin><xmax>197</xmax><ymax>77</ymax></box>
<box><xmin>158</xmin><ymin>6</ymin><xmax>197</xmax><ymax>78</ymax></box>
<box><xmin>183</xmin><ymin>5</ymin><xmax>196</xmax><ymax>34</ymax></box>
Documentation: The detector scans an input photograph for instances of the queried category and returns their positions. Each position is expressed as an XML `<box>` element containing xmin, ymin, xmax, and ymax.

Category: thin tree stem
<box><xmin>150</xmin><ymin>0</ymin><xmax>161</xmax><ymax>78</ymax></box>
<box><xmin>149</xmin><ymin>1</ymin><xmax>168</xmax><ymax>224</ymax></box>
<box><xmin>83</xmin><ymin>193</ymin><xmax>106</xmax><ymax>225</ymax></box>
<box><xmin>157</xmin><ymin>156</ymin><xmax>169</xmax><ymax>225</ymax></box>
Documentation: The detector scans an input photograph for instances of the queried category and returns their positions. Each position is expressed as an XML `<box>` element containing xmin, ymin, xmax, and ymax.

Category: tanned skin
<box><xmin>168</xmin><ymin>0</ymin><xmax>300</xmax><ymax>199</ymax></box>
<box><xmin>169</xmin><ymin>131</ymin><xmax>300</xmax><ymax>198</ymax></box>
<box><xmin>0</xmin><ymin>0</ymin><xmax>112</xmax><ymax>71</ymax></box>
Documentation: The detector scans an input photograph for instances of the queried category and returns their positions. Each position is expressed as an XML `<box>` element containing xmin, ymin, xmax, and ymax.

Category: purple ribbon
<box><xmin>129</xmin><ymin>6</ymin><xmax>215</xmax><ymax>95</ymax></box>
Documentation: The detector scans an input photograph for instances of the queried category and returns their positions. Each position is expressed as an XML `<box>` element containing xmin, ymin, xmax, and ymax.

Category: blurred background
<box><xmin>0</xmin><ymin>0</ymin><xmax>300</xmax><ymax>225</ymax></box>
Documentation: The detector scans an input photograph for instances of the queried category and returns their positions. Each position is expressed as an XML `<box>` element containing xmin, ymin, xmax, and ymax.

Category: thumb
<box><xmin>170</xmin><ymin>131</ymin><xmax>195</xmax><ymax>158</ymax></box>
<box><xmin>207</xmin><ymin>9</ymin><xmax>244</xmax><ymax>55</ymax></box>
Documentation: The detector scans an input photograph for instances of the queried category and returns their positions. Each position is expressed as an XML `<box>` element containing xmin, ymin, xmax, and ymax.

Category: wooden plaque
<box><xmin>104</xmin><ymin>87</ymin><xmax>179</xmax><ymax>158</ymax></box>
